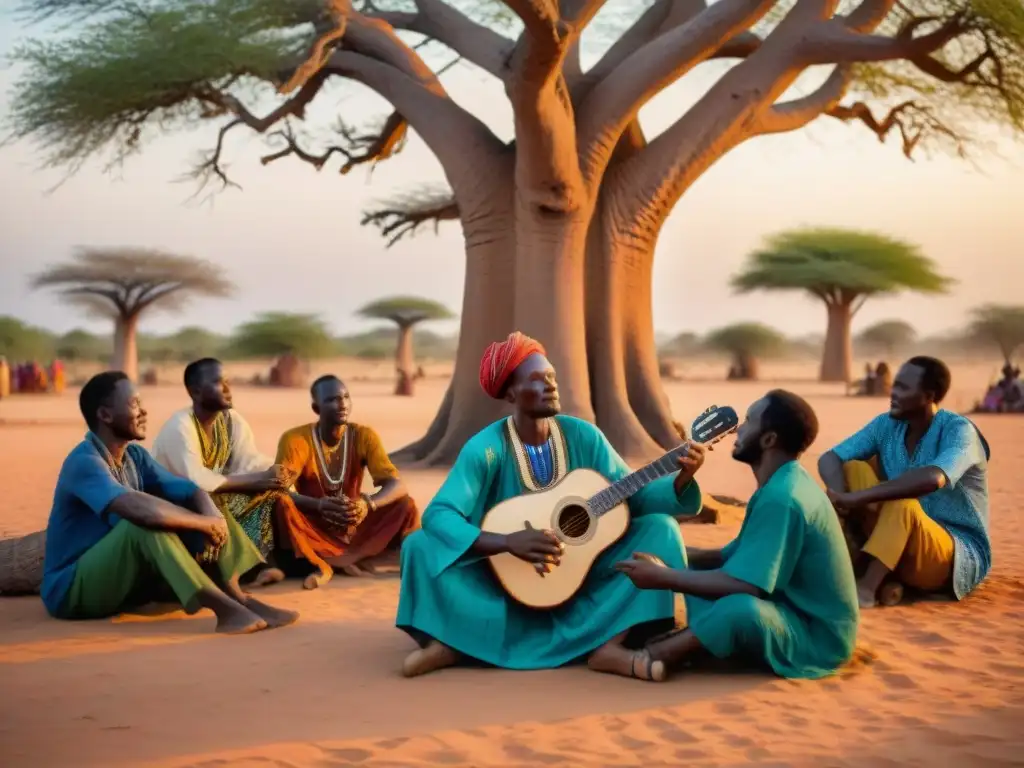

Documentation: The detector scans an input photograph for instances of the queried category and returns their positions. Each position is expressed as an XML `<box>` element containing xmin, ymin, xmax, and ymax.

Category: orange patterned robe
<box><xmin>274</xmin><ymin>423</ymin><xmax>419</xmax><ymax>580</ymax></box>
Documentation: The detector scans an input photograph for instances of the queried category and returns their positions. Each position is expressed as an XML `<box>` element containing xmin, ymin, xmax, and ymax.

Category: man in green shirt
<box><xmin>617</xmin><ymin>390</ymin><xmax>859</xmax><ymax>680</ymax></box>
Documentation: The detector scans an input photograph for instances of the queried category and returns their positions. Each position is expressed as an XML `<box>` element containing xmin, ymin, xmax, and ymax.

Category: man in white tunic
<box><xmin>153</xmin><ymin>358</ymin><xmax>289</xmax><ymax>585</ymax></box>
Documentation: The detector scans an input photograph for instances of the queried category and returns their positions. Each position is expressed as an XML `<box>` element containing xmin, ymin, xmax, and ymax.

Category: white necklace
<box><xmin>311</xmin><ymin>423</ymin><xmax>349</xmax><ymax>492</ymax></box>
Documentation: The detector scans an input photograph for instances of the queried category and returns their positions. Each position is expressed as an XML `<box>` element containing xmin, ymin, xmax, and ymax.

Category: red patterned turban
<box><xmin>479</xmin><ymin>332</ymin><xmax>546</xmax><ymax>399</ymax></box>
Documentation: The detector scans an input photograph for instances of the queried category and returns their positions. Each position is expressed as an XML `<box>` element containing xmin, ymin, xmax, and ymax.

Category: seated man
<box><xmin>152</xmin><ymin>358</ymin><xmax>288</xmax><ymax>586</ymax></box>
<box><xmin>617</xmin><ymin>390</ymin><xmax>859</xmax><ymax>681</ymax></box>
<box><xmin>273</xmin><ymin>375</ymin><xmax>420</xmax><ymax>588</ymax></box>
<box><xmin>42</xmin><ymin>371</ymin><xmax>298</xmax><ymax>634</ymax></box>
<box><xmin>818</xmin><ymin>356</ymin><xmax>991</xmax><ymax>607</ymax></box>
<box><xmin>395</xmin><ymin>332</ymin><xmax>705</xmax><ymax>681</ymax></box>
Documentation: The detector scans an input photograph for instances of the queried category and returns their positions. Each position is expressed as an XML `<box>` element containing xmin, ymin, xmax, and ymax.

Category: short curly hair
<box><xmin>761</xmin><ymin>389</ymin><xmax>819</xmax><ymax>455</ymax></box>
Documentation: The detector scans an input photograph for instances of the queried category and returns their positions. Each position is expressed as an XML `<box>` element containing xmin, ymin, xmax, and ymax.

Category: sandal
<box><xmin>631</xmin><ymin>650</ymin><xmax>667</xmax><ymax>682</ymax></box>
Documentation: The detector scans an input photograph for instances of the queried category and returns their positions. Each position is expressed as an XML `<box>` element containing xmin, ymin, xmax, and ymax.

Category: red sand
<box><xmin>1</xmin><ymin>367</ymin><xmax>1021</xmax><ymax>767</ymax></box>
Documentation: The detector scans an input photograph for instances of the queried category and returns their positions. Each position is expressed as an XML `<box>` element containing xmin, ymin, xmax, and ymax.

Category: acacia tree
<box><xmin>356</xmin><ymin>296</ymin><xmax>455</xmax><ymax>395</ymax></box>
<box><xmin>703</xmin><ymin>322</ymin><xmax>787</xmax><ymax>380</ymax></box>
<box><xmin>968</xmin><ymin>304</ymin><xmax>1024</xmax><ymax>364</ymax></box>
<box><xmin>231</xmin><ymin>312</ymin><xmax>337</xmax><ymax>359</ymax></box>
<box><xmin>856</xmin><ymin>319</ymin><xmax>916</xmax><ymax>356</ymax></box>
<box><xmin>31</xmin><ymin>248</ymin><xmax>234</xmax><ymax>381</ymax></box>
<box><xmin>7</xmin><ymin>0</ymin><xmax>1024</xmax><ymax>462</ymax></box>
<box><xmin>732</xmin><ymin>228</ymin><xmax>951</xmax><ymax>383</ymax></box>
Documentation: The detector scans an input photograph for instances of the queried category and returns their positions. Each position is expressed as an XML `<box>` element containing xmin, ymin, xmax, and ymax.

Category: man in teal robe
<box><xmin>396</xmin><ymin>332</ymin><xmax>705</xmax><ymax>680</ymax></box>
<box><xmin>617</xmin><ymin>390</ymin><xmax>859</xmax><ymax>680</ymax></box>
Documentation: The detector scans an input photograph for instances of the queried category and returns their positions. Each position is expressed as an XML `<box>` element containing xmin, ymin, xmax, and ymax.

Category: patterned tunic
<box><xmin>830</xmin><ymin>409</ymin><xmax>992</xmax><ymax>599</ymax></box>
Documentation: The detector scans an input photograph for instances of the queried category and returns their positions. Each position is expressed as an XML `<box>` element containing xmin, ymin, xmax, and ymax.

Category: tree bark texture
<box><xmin>112</xmin><ymin>315</ymin><xmax>139</xmax><ymax>383</ymax></box>
<box><xmin>394</xmin><ymin>323</ymin><xmax>415</xmax><ymax>396</ymax></box>
<box><xmin>820</xmin><ymin>301</ymin><xmax>854</xmax><ymax>383</ymax></box>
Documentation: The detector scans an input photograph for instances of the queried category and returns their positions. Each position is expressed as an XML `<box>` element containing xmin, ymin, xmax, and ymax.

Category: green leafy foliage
<box><xmin>55</xmin><ymin>328</ymin><xmax>109</xmax><ymax>360</ymax></box>
<box><xmin>336</xmin><ymin>327</ymin><xmax>458</xmax><ymax>360</ymax></box>
<box><xmin>968</xmin><ymin>303</ymin><xmax>1024</xmax><ymax>362</ymax></box>
<box><xmin>230</xmin><ymin>312</ymin><xmax>337</xmax><ymax>359</ymax></box>
<box><xmin>356</xmin><ymin>296</ymin><xmax>456</xmax><ymax>328</ymax></box>
<box><xmin>856</xmin><ymin>320</ymin><xmax>917</xmax><ymax>354</ymax></box>
<box><xmin>0</xmin><ymin>316</ymin><xmax>56</xmax><ymax>360</ymax></box>
<box><xmin>732</xmin><ymin>228</ymin><xmax>952</xmax><ymax>303</ymax></box>
<box><xmin>702</xmin><ymin>323</ymin><xmax>789</xmax><ymax>358</ymax></box>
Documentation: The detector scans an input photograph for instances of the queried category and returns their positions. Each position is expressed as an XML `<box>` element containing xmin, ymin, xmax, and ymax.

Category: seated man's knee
<box><xmin>842</xmin><ymin>460</ymin><xmax>878</xmax><ymax>488</ymax></box>
<box><xmin>630</xmin><ymin>513</ymin><xmax>683</xmax><ymax>543</ymax></box>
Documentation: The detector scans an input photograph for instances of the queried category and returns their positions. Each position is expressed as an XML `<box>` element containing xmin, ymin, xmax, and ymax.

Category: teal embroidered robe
<box><xmin>395</xmin><ymin>415</ymin><xmax>702</xmax><ymax>669</ymax></box>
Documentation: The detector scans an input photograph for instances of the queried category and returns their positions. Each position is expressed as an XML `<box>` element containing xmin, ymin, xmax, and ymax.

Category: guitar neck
<box><xmin>589</xmin><ymin>444</ymin><xmax>689</xmax><ymax>516</ymax></box>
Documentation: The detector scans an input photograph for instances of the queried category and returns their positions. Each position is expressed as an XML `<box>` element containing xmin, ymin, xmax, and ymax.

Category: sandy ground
<box><xmin>1</xmin><ymin>361</ymin><xmax>1021</xmax><ymax>767</ymax></box>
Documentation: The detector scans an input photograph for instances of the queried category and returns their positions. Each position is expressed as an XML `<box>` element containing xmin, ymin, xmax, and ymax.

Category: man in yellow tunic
<box><xmin>273</xmin><ymin>375</ymin><xmax>420</xmax><ymax>588</ymax></box>
<box><xmin>152</xmin><ymin>358</ymin><xmax>289</xmax><ymax>586</ymax></box>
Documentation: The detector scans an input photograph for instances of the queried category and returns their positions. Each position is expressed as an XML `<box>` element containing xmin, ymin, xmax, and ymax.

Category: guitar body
<box><xmin>480</xmin><ymin>468</ymin><xmax>629</xmax><ymax>610</ymax></box>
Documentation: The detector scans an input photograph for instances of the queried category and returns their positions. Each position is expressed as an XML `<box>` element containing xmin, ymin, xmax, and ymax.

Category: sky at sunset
<box><xmin>1</xmin><ymin>8</ymin><xmax>1021</xmax><ymax>343</ymax></box>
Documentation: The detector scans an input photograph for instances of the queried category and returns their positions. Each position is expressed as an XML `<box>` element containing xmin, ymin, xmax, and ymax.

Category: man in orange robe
<box><xmin>273</xmin><ymin>375</ymin><xmax>420</xmax><ymax>588</ymax></box>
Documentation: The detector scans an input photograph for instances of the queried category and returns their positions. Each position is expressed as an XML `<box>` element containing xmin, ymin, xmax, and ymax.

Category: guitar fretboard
<box><xmin>588</xmin><ymin>445</ymin><xmax>690</xmax><ymax>516</ymax></box>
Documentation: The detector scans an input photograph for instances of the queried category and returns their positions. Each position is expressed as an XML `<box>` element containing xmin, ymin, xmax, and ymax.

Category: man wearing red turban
<box><xmin>397</xmin><ymin>331</ymin><xmax>708</xmax><ymax>683</ymax></box>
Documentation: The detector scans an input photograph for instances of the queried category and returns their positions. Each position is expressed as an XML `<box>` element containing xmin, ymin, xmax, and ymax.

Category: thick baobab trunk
<box><xmin>394</xmin><ymin>324</ymin><xmax>415</xmax><ymax>396</ymax></box>
<box><xmin>585</xmin><ymin>207</ymin><xmax>669</xmax><ymax>461</ymax></box>
<box><xmin>820</xmin><ymin>302</ymin><xmax>854</xmax><ymax>383</ymax></box>
<box><xmin>513</xmin><ymin>205</ymin><xmax>596</xmax><ymax>423</ymax></box>
<box><xmin>112</xmin><ymin>314</ymin><xmax>139</xmax><ymax>382</ymax></box>
<box><xmin>392</xmin><ymin>213</ymin><xmax>516</xmax><ymax>466</ymax></box>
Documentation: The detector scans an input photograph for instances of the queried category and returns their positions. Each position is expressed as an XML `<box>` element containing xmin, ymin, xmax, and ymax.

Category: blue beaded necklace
<box><xmin>524</xmin><ymin>441</ymin><xmax>554</xmax><ymax>487</ymax></box>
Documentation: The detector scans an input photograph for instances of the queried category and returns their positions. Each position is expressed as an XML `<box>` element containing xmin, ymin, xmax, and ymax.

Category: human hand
<box><xmin>318</xmin><ymin>496</ymin><xmax>357</xmax><ymax>529</ymax></box>
<box><xmin>199</xmin><ymin>515</ymin><xmax>229</xmax><ymax>548</ymax></box>
<box><xmin>614</xmin><ymin>553</ymin><xmax>672</xmax><ymax>590</ymax></box>
<box><xmin>506</xmin><ymin>521</ymin><xmax>564</xmax><ymax>575</ymax></box>
<box><xmin>674</xmin><ymin>442</ymin><xmax>706</xmax><ymax>494</ymax></box>
<box><xmin>826</xmin><ymin>488</ymin><xmax>857</xmax><ymax>515</ymax></box>
<box><xmin>257</xmin><ymin>464</ymin><xmax>291</xmax><ymax>490</ymax></box>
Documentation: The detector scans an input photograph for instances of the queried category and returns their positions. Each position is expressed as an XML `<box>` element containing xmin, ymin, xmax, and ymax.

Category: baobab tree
<box><xmin>356</xmin><ymin>296</ymin><xmax>455</xmax><ymax>395</ymax></box>
<box><xmin>6</xmin><ymin>1</ymin><xmax>1023</xmax><ymax>462</ymax></box>
<box><xmin>31</xmin><ymin>248</ymin><xmax>234</xmax><ymax>381</ymax></box>
<box><xmin>732</xmin><ymin>228</ymin><xmax>950</xmax><ymax>383</ymax></box>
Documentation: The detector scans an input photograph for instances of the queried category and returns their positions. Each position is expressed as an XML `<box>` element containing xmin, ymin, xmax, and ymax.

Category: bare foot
<box><xmin>198</xmin><ymin>589</ymin><xmax>267</xmax><ymax>635</ymax></box>
<box><xmin>303</xmin><ymin>569</ymin><xmax>333</xmax><ymax>590</ymax></box>
<box><xmin>214</xmin><ymin>606</ymin><xmax>267</xmax><ymax>635</ymax></box>
<box><xmin>588</xmin><ymin>644</ymin><xmax>666</xmax><ymax>682</ymax></box>
<box><xmin>242</xmin><ymin>597</ymin><xmax>300</xmax><ymax>629</ymax></box>
<box><xmin>402</xmin><ymin>641</ymin><xmax>460</xmax><ymax>678</ymax></box>
<box><xmin>878</xmin><ymin>580</ymin><xmax>904</xmax><ymax>607</ymax></box>
<box><xmin>250</xmin><ymin>567</ymin><xmax>285</xmax><ymax>588</ymax></box>
<box><xmin>857</xmin><ymin>586</ymin><xmax>878</xmax><ymax>609</ymax></box>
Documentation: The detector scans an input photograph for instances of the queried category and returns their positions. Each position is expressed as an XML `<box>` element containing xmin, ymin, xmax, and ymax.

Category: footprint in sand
<box><xmin>643</xmin><ymin>715</ymin><xmax>700</xmax><ymax>744</ymax></box>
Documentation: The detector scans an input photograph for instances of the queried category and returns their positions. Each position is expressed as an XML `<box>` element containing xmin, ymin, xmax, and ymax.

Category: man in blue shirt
<box><xmin>819</xmin><ymin>356</ymin><xmax>991</xmax><ymax>607</ymax></box>
<box><xmin>43</xmin><ymin>371</ymin><xmax>299</xmax><ymax>634</ymax></box>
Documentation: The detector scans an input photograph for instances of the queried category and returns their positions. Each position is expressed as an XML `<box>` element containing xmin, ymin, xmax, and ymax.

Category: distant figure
<box><xmin>0</xmin><ymin>357</ymin><xmax>9</xmax><ymax>399</ymax></box>
<box><xmin>976</xmin><ymin>364</ymin><xmax>1023</xmax><ymax>413</ymax></box>
<box><xmin>873</xmin><ymin>362</ymin><xmax>892</xmax><ymax>397</ymax></box>
<box><xmin>18</xmin><ymin>362</ymin><xmax>48</xmax><ymax>393</ymax></box>
<box><xmin>50</xmin><ymin>359</ymin><xmax>66</xmax><ymax>394</ymax></box>
<box><xmin>141</xmin><ymin>368</ymin><xmax>159</xmax><ymax>386</ymax></box>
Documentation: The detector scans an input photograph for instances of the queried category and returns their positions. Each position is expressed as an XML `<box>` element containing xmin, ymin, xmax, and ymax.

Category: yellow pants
<box><xmin>843</xmin><ymin>461</ymin><xmax>954</xmax><ymax>591</ymax></box>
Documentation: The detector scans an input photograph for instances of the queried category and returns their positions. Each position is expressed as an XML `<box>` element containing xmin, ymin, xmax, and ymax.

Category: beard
<box><xmin>731</xmin><ymin>437</ymin><xmax>763</xmax><ymax>466</ymax></box>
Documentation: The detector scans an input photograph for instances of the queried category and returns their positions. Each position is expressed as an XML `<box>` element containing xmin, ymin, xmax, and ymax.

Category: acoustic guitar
<box><xmin>481</xmin><ymin>405</ymin><xmax>739</xmax><ymax>609</ymax></box>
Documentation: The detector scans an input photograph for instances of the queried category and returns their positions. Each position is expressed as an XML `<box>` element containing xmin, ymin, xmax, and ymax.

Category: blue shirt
<box><xmin>42</xmin><ymin>439</ymin><xmax>199</xmax><ymax>615</ymax></box>
<box><xmin>830</xmin><ymin>410</ymin><xmax>991</xmax><ymax>599</ymax></box>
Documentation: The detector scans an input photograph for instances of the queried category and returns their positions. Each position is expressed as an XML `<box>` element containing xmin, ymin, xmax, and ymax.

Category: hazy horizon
<box><xmin>2</xmin><ymin>9</ymin><xmax>1021</xmax><ymax>344</ymax></box>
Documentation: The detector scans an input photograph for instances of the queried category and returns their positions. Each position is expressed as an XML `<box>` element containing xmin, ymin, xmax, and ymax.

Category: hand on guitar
<box><xmin>507</xmin><ymin>521</ymin><xmax>564</xmax><ymax>577</ymax></box>
<box><xmin>674</xmin><ymin>442</ymin><xmax>707</xmax><ymax>494</ymax></box>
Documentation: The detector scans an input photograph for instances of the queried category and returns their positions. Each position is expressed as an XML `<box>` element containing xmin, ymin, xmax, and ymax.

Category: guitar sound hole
<box><xmin>557</xmin><ymin>504</ymin><xmax>591</xmax><ymax>540</ymax></box>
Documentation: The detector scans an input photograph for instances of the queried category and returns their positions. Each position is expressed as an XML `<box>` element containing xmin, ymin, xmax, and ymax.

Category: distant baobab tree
<box><xmin>31</xmin><ymin>247</ymin><xmax>234</xmax><ymax>381</ymax></box>
<box><xmin>968</xmin><ymin>304</ymin><xmax>1024</xmax><ymax>365</ymax></box>
<box><xmin>357</xmin><ymin>296</ymin><xmax>455</xmax><ymax>396</ymax></box>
